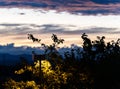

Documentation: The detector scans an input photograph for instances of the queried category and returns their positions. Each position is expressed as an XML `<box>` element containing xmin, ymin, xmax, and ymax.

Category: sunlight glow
<box><xmin>0</xmin><ymin>8</ymin><xmax>120</xmax><ymax>28</ymax></box>
<box><xmin>35</xmin><ymin>60</ymin><xmax>53</xmax><ymax>74</ymax></box>
<box><xmin>41</xmin><ymin>60</ymin><xmax>53</xmax><ymax>74</ymax></box>
<box><xmin>0</xmin><ymin>8</ymin><xmax>120</xmax><ymax>47</ymax></box>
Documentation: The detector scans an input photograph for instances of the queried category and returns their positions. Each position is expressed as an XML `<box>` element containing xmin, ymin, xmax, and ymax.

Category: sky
<box><xmin>0</xmin><ymin>0</ymin><xmax>120</xmax><ymax>47</ymax></box>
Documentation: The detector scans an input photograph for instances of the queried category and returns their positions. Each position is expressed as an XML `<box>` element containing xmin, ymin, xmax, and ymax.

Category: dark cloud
<box><xmin>37</xmin><ymin>24</ymin><xmax>118</xmax><ymax>35</ymax></box>
<box><xmin>40</xmin><ymin>24</ymin><xmax>65</xmax><ymax>34</ymax></box>
<box><xmin>0</xmin><ymin>23</ymin><xmax>22</xmax><ymax>26</ymax></box>
<box><xmin>0</xmin><ymin>24</ymin><xmax>35</xmax><ymax>35</ymax></box>
<box><xmin>0</xmin><ymin>0</ymin><xmax>120</xmax><ymax>15</ymax></box>
<box><xmin>76</xmin><ymin>27</ymin><xmax>117</xmax><ymax>34</ymax></box>
<box><xmin>0</xmin><ymin>23</ymin><xmax>118</xmax><ymax>36</ymax></box>
<box><xmin>91</xmin><ymin>0</ymin><xmax>120</xmax><ymax>4</ymax></box>
<box><xmin>0</xmin><ymin>43</ymin><xmax>43</xmax><ymax>55</ymax></box>
<box><xmin>19</xmin><ymin>12</ymin><xmax>25</xmax><ymax>15</ymax></box>
<box><xmin>0</xmin><ymin>1</ymin><xmax>47</xmax><ymax>7</ymax></box>
<box><xmin>27</xmin><ymin>24</ymin><xmax>116</xmax><ymax>34</ymax></box>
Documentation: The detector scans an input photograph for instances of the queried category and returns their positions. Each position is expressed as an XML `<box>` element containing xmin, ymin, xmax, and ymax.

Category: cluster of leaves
<box><xmin>4</xmin><ymin>60</ymin><xmax>67</xmax><ymax>89</ymax></box>
<box><xmin>2</xmin><ymin>33</ymin><xmax>120</xmax><ymax>89</ymax></box>
<box><xmin>4</xmin><ymin>79</ymin><xmax>40</xmax><ymax>89</ymax></box>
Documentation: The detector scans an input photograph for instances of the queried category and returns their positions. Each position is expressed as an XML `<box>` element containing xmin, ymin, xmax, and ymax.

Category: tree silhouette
<box><xmin>2</xmin><ymin>33</ymin><xmax>120</xmax><ymax>89</ymax></box>
<box><xmin>81</xmin><ymin>33</ymin><xmax>92</xmax><ymax>53</ymax></box>
<box><xmin>28</xmin><ymin>34</ymin><xmax>41</xmax><ymax>43</ymax></box>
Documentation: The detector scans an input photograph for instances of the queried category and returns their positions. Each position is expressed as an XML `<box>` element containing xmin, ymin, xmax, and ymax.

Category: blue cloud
<box><xmin>0</xmin><ymin>23</ymin><xmax>118</xmax><ymax>35</ymax></box>
<box><xmin>0</xmin><ymin>0</ymin><xmax>120</xmax><ymax>15</ymax></box>
<box><xmin>0</xmin><ymin>1</ymin><xmax>48</xmax><ymax>7</ymax></box>
<box><xmin>0</xmin><ymin>43</ymin><xmax>44</xmax><ymax>55</ymax></box>
<box><xmin>91</xmin><ymin>0</ymin><xmax>120</xmax><ymax>4</ymax></box>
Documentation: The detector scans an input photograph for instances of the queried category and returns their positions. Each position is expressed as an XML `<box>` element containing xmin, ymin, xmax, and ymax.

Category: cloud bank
<box><xmin>0</xmin><ymin>23</ymin><xmax>118</xmax><ymax>36</ymax></box>
<box><xmin>0</xmin><ymin>43</ymin><xmax>44</xmax><ymax>55</ymax></box>
<box><xmin>0</xmin><ymin>0</ymin><xmax>120</xmax><ymax>15</ymax></box>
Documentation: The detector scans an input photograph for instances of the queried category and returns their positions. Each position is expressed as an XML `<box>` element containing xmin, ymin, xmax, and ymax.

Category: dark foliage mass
<box><xmin>0</xmin><ymin>33</ymin><xmax>120</xmax><ymax>89</ymax></box>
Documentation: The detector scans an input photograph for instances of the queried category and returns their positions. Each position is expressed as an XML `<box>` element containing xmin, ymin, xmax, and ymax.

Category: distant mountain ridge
<box><xmin>0</xmin><ymin>43</ymin><xmax>44</xmax><ymax>55</ymax></box>
<box><xmin>0</xmin><ymin>43</ymin><xmax>82</xmax><ymax>66</ymax></box>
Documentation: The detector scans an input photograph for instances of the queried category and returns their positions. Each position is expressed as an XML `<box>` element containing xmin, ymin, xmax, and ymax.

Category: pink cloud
<box><xmin>0</xmin><ymin>0</ymin><xmax>120</xmax><ymax>15</ymax></box>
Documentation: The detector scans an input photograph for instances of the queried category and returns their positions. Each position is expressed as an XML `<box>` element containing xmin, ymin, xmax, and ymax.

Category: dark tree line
<box><xmin>1</xmin><ymin>33</ymin><xmax>120</xmax><ymax>89</ymax></box>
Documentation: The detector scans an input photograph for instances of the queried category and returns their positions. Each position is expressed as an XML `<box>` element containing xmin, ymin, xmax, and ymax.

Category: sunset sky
<box><xmin>0</xmin><ymin>0</ymin><xmax>120</xmax><ymax>47</ymax></box>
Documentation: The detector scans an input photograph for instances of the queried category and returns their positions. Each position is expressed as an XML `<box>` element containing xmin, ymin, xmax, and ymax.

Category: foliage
<box><xmin>4</xmin><ymin>79</ymin><xmax>40</xmax><ymax>89</ymax></box>
<box><xmin>2</xmin><ymin>33</ymin><xmax>120</xmax><ymax>89</ymax></box>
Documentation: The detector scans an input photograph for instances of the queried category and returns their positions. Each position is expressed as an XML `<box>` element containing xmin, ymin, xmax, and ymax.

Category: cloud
<box><xmin>0</xmin><ymin>23</ymin><xmax>117</xmax><ymax>37</ymax></box>
<box><xmin>0</xmin><ymin>23</ymin><xmax>35</xmax><ymax>35</ymax></box>
<box><xmin>0</xmin><ymin>23</ymin><xmax>22</xmax><ymax>26</ymax></box>
<box><xmin>0</xmin><ymin>43</ymin><xmax>44</xmax><ymax>55</ymax></box>
<box><xmin>91</xmin><ymin>0</ymin><xmax>120</xmax><ymax>4</ymax></box>
<box><xmin>29</xmin><ymin>24</ymin><xmax>117</xmax><ymax>35</ymax></box>
<box><xmin>0</xmin><ymin>0</ymin><xmax>120</xmax><ymax>15</ymax></box>
<box><xmin>39</xmin><ymin>24</ymin><xmax>65</xmax><ymax>34</ymax></box>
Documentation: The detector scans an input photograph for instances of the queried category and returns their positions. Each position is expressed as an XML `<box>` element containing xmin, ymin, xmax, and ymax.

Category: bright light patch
<box><xmin>34</xmin><ymin>60</ymin><xmax>53</xmax><ymax>74</ymax></box>
<box><xmin>0</xmin><ymin>8</ymin><xmax>120</xmax><ymax>28</ymax></box>
<box><xmin>0</xmin><ymin>8</ymin><xmax>120</xmax><ymax>47</ymax></box>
